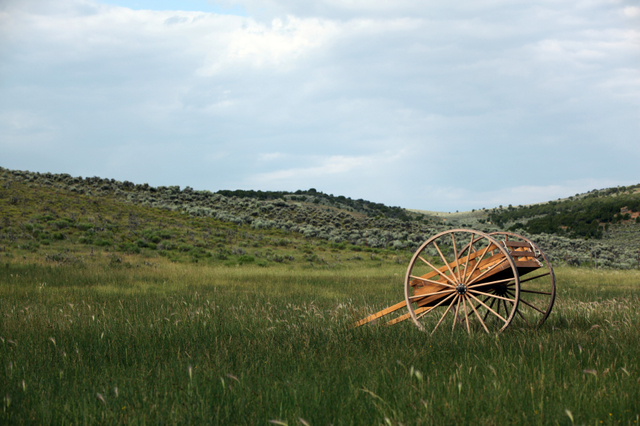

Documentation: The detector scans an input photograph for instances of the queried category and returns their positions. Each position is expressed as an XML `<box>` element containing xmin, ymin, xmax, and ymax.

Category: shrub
<box><xmin>118</xmin><ymin>242</ymin><xmax>141</xmax><ymax>254</ymax></box>
<box><xmin>238</xmin><ymin>255</ymin><xmax>255</xmax><ymax>264</ymax></box>
<box><xmin>76</xmin><ymin>222</ymin><xmax>94</xmax><ymax>231</ymax></box>
<box><xmin>391</xmin><ymin>240</ymin><xmax>406</xmax><ymax>250</ymax></box>
<box><xmin>216</xmin><ymin>251</ymin><xmax>229</xmax><ymax>260</ymax></box>
<box><xmin>159</xmin><ymin>242</ymin><xmax>176</xmax><ymax>251</ymax></box>
<box><xmin>157</xmin><ymin>230</ymin><xmax>172</xmax><ymax>239</ymax></box>
<box><xmin>20</xmin><ymin>241</ymin><xmax>39</xmax><ymax>252</ymax></box>
<box><xmin>52</xmin><ymin>220</ymin><xmax>72</xmax><ymax>229</ymax></box>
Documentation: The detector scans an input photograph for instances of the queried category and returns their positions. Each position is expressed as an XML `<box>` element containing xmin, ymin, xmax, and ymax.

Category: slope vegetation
<box><xmin>1</xmin><ymin>167</ymin><xmax>638</xmax><ymax>269</ymax></box>
<box><xmin>488</xmin><ymin>185</ymin><xmax>640</xmax><ymax>239</ymax></box>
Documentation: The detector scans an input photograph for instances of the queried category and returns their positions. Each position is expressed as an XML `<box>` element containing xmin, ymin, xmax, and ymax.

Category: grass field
<box><xmin>1</xmin><ymin>256</ymin><xmax>638</xmax><ymax>425</ymax></box>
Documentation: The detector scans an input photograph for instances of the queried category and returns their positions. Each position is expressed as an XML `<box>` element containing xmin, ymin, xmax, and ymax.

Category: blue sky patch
<box><xmin>98</xmin><ymin>0</ymin><xmax>246</xmax><ymax>15</ymax></box>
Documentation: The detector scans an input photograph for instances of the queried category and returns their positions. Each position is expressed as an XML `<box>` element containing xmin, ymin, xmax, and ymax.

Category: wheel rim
<box><xmin>404</xmin><ymin>229</ymin><xmax>520</xmax><ymax>334</ymax></box>
<box><xmin>488</xmin><ymin>232</ymin><xmax>556</xmax><ymax>328</ymax></box>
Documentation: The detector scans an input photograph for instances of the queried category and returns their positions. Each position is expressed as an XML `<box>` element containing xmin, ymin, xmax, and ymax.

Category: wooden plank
<box><xmin>513</xmin><ymin>260</ymin><xmax>542</xmax><ymax>268</ymax></box>
<box><xmin>414</xmin><ymin>284</ymin><xmax>454</xmax><ymax>308</ymax></box>
<box><xmin>463</xmin><ymin>253</ymin><xmax>514</xmax><ymax>284</ymax></box>
<box><xmin>352</xmin><ymin>300</ymin><xmax>406</xmax><ymax>328</ymax></box>
<box><xmin>509</xmin><ymin>250</ymin><xmax>536</xmax><ymax>258</ymax></box>
<box><xmin>386</xmin><ymin>306</ymin><xmax>431</xmax><ymax>325</ymax></box>
<box><xmin>413</xmin><ymin>281</ymin><xmax>449</xmax><ymax>295</ymax></box>
<box><xmin>409</xmin><ymin>259</ymin><xmax>455</xmax><ymax>288</ymax></box>
<box><xmin>504</xmin><ymin>241</ymin><xmax>530</xmax><ymax>248</ymax></box>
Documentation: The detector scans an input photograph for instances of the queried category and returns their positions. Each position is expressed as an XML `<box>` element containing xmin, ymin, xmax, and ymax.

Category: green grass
<box><xmin>1</xmin><ymin>174</ymin><xmax>639</xmax><ymax>424</ymax></box>
<box><xmin>0</xmin><ymin>177</ymin><xmax>406</xmax><ymax>269</ymax></box>
<box><xmin>1</xmin><ymin>261</ymin><xmax>639</xmax><ymax>425</ymax></box>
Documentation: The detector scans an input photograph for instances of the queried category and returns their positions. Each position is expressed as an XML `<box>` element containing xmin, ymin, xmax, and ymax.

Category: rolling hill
<box><xmin>1</xmin><ymin>166</ymin><xmax>638</xmax><ymax>269</ymax></box>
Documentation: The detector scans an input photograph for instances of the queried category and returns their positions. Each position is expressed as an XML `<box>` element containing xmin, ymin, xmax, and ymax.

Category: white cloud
<box><xmin>246</xmin><ymin>150</ymin><xmax>405</xmax><ymax>187</ymax></box>
<box><xmin>196</xmin><ymin>15</ymin><xmax>340</xmax><ymax>75</ymax></box>
<box><xmin>623</xmin><ymin>6</ymin><xmax>640</xmax><ymax>18</ymax></box>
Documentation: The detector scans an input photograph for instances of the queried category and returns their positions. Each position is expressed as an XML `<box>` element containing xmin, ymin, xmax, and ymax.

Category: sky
<box><xmin>0</xmin><ymin>0</ymin><xmax>639</xmax><ymax>212</ymax></box>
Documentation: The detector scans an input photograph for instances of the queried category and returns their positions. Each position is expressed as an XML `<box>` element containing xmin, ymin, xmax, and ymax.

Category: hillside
<box><xmin>487</xmin><ymin>185</ymin><xmax>640</xmax><ymax>238</ymax></box>
<box><xmin>1</xmin><ymin>167</ymin><xmax>639</xmax><ymax>269</ymax></box>
<box><xmin>216</xmin><ymin>189</ymin><xmax>418</xmax><ymax>221</ymax></box>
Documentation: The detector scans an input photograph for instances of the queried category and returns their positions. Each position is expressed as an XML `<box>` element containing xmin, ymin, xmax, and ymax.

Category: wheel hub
<box><xmin>456</xmin><ymin>283</ymin><xmax>467</xmax><ymax>295</ymax></box>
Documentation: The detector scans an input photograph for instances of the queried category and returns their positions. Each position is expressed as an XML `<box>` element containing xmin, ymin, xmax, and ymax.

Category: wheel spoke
<box><xmin>451</xmin><ymin>233</ymin><xmax>461</xmax><ymax>282</ymax></box>
<box><xmin>408</xmin><ymin>288</ymin><xmax>455</xmax><ymax>300</ymax></box>
<box><xmin>462</xmin><ymin>296</ymin><xmax>471</xmax><ymax>334</ymax></box>
<box><xmin>468</xmin><ymin>294</ymin><xmax>490</xmax><ymax>333</ymax></box>
<box><xmin>410</xmin><ymin>274</ymin><xmax>456</xmax><ymax>289</ymax></box>
<box><xmin>462</xmin><ymin>236</ymin><xmax>483</xmax><ymax>254</ymax></box>
<box><xmin>416</xmin><ymin>292</ymin><xmax>457</xmax><ymax>320</ymax></box>
<box><xmin>520</xmin><ymin>289</ymin><xmax>552</xmax><ymax>296</ymax></box>
<box><xmin>467</xmin><ymin>292</ymin><xmax>508</xmax><ymax>324</ymax></box>
<box><xmin>467</xmin><ymin>257</ymin><xmax>509</xmax><ymax>286</ymax></box>
<box><xmin>518</xmin><ymin>272</ymin><xmax>551</xmax><ymax>285</ymax></box>
<box><xmin>468</xmin><ymin>277</ymin><xmax>516</xmax><ymax>289</ymax></box>
<box><xmin>461</xmin><ymin>238</ymin><xmax>473</xmax><ymax>282</ymax></box>
<box><xmin>501</xmin><ymin>299</ymin><xmax>510</xmax><ymax>318</ymax></box>
<box><xmin>516</xmin><ymin>308</ymin><xmax>533</xmax><ymax>327</ymax></box>
<box><xmin>468</xmin><ymin>289</ymin><xmax>517</xmax><ymax>303</ymax></box>
<box><xmin>473</xmin><ymin>295</ymin><xmax>491</xmax><ymax>312</ymax></box>
<box><xmin>433</xmin><ymin>241</ymin><xmax>458</xmax><ymax>284</ymax></box>
<box><xmin>482</xmin><ymin>296</ymin><xmax>496</xmax><ymax>322</ymax></box>
<box><xmin>452</xmin><ymin>294</ymin><xmax>462</xmax><ymax>332</ymax></box>
<box><xmin>518</xmin><ymin>297</ymin><xmax>547</xmax><ymax>315</ymax></box>
<box><xmin>430</xmin><ymin>294</ymin><xmax>458</xmax><ymax>335</ymax></box>
<box><xmin>417</xmin><ymin>257</ymin><xmax>457</xmax><ymax>286</ymax></box>
<box><xmin>463</xmin><ymin>241</ymin><xmax>494</xmax><ymax>283</ymax></box>
<box><xmin>468</xmin><ymin>236</ymin><xmax>482</xmax><ymax>253</ymax></box>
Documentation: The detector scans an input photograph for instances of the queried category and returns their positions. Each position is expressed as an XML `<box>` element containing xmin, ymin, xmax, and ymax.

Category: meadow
<box><xmin>1</xmin><ymin>172</ymin><xmax>639</xmax><ymax>424</ymax></box>
<box><xmin>1</xmin><ymin>256</ymin><xmax>638</xmax><ymax>425</ymax></box>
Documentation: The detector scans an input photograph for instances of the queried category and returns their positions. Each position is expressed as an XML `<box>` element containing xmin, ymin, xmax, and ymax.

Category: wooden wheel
<box><xmin>404</xmin><ymin>229</ymin><xmax>520</xmax><ymax>334</ymax></box>
<box><xmin>488</xmin><ymin>232</ymin><xmax>556</xmax><ymax>328</ymax></box>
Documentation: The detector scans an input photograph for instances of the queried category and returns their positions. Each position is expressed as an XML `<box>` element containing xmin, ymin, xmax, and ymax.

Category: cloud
<box><xmin>0</xmin><ymin>0</ymin><xmax>638</xmax><ymax>211</ymax></box>
<box><xmin>623</xmin><ymin>6</ymin><xmax>640</xmax><ymax>18</ymax></box>
<box><xmin>248</xmin><ymin>151</ymin><xmax>403</xmax><ymax>184</ymax></box>
<box><xmin>418</xmin><ymin>179</ymin><xmax>631</xmax><ymax>212</ymax></box>
<box><xmin>196</xmin><ymin>15</ymin><xmax>340</xmax><ymax>75</ymax></box>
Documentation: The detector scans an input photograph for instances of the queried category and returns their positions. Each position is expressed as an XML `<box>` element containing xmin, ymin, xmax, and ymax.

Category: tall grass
<box><xmin>1</xmin><ymin>262</ymin><xmax>639</xmax><ymax>425</ymax></box>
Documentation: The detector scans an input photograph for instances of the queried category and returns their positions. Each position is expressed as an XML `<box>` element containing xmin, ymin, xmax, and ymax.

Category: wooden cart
<box><xmin>354</xmin><ymin>229</ymin><xmax>556</xmax><ymax>333</ymax></box>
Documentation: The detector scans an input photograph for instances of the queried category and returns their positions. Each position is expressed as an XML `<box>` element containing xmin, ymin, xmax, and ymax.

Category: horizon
<box><xmin>3</xmin><ymin>165</ymin><xmax>638</xmax><ymax>214</ymax></box>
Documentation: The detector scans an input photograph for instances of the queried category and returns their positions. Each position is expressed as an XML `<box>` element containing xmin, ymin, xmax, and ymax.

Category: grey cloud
<box><xmin>0</xmin><ymin>0</ymin><xmax>638</xmax><ymax>211</ymax></box>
